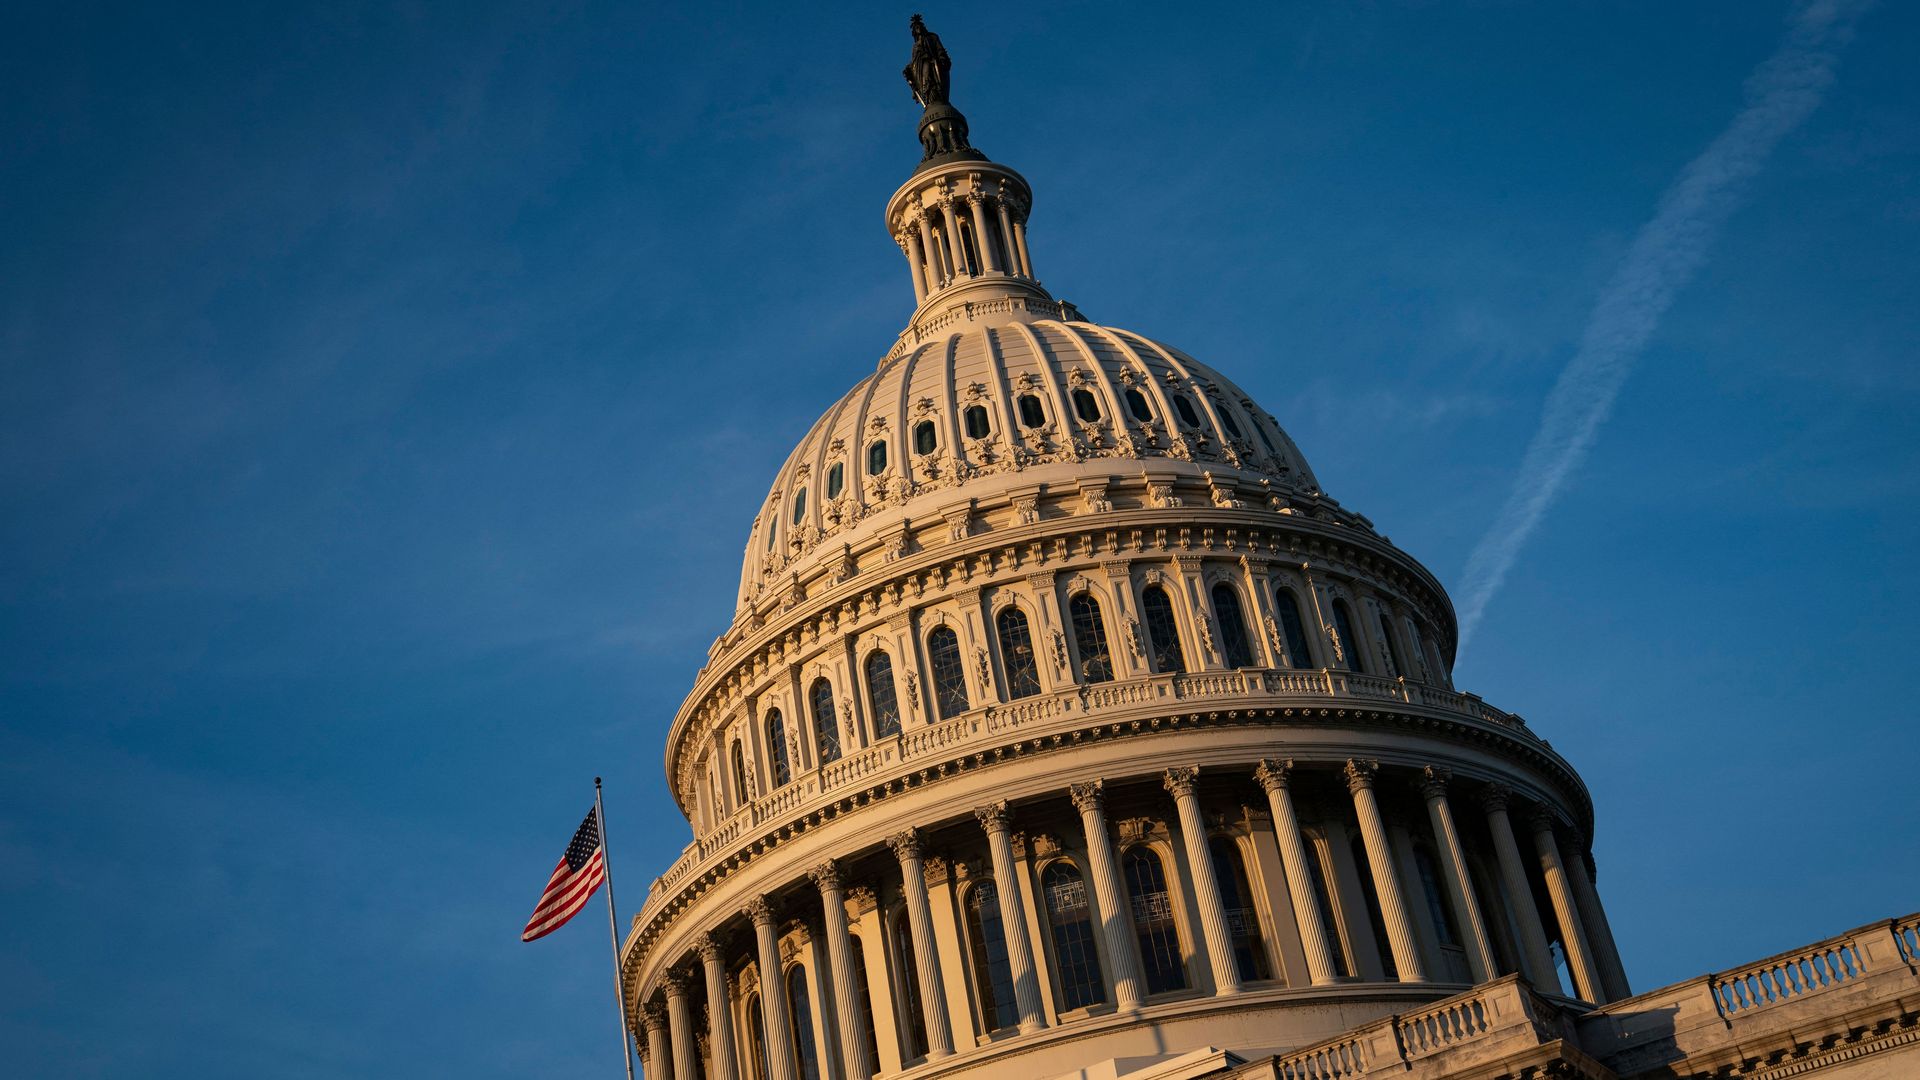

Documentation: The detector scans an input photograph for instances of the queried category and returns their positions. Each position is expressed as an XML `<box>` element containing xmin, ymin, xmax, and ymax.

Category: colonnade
<box><xmin>632</xmin><ymin>757</ymin><xmax>1628</xmax><ymax>1079</ymax></box>
<box><xmin>896</xmin><ymin>186</ymin><xmax>1034</xmax><ymax>305</ymax></box>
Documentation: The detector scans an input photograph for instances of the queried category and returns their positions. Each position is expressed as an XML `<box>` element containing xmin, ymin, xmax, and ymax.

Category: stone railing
<box><xmin>1710</xmin><ymin>931</ymin><xmax>1866</xmax><ymax>1017</ymax></box>
<box><xmin>886</xmin><ymin>295</ymin><xmax>1084</xmax><ymax>361</ymax></box>
<box><xmin>637</xmin><ymin>665</ymin><xmax>1542</xmax><ymax>925</ymax></box>
<box><xmin>1263</xmin><ymin>977</ymin><xmax>1552</xmax><ymax>1080</ymax></box>
<box><xmin>1274</xmin><ymin>1031</ymin><xmax>1368</xmax><ymax>1079</ymax></box>
<box><xmin>1394</xmin><ymin>993</ymin><xmax>1490</xmax><ymax>1058</ymax></box>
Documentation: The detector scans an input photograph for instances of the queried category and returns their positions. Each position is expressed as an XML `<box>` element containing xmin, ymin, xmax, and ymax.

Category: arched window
<box><xmin>1405</xmin><ymin>618</ymin><xmax>1435</xmax><ymax>683</ymax></box>
<box><xmin>1413</xmin><ymin>846</ymin><xmax>1470</xmax><ymax>982</ymax></box>
<box><xmin>964</xmin><ymin>404</ymin><xmax>991</xmax><ymax>439</ymax></box>
<box><xmin>995</xmin><ymin>606</ymin><xmax>1042</xmax><ymax>699</ymax></box>
<box><xmin>1123</xmin><ymin>847</ymin><xmax>1186</xmax><ymax>993</ymax></box>
<box><xmin>848</xmin><ymin>936</ymin><xmax>880</xmax><ymax>1070</ymax></box>
<box><xmin>1374</xmin><ymin>606</ymin><xmax>1404</xmax><ymax>677</ymax></box>
<box><xmin>913</xmin><ymin>420</ymin><xmax>937</xmax><ymax>455</ymax></box>
<box><xmin>792</xmin><ymin>488</ymin><xmax>807</xmax><ymax>525</ymax></box>
<box><xmin>1041</xmin><ymin>862</ymin><xmax>1105</xmax><ymax>1010</ymax></box>
<box><xmin>1255</xmin><ymin>418</ymin><xmax>1281</xmax><ymax>456</ymax></box>
<box><xmin>810</xmin><ymin>678</ymin><xmax>841</xmax><ymax>765</ymax></box>
<box><xmin>867</xmin><ymin>440</ymin><xmax>888</xmax><ymax>476</ymax></box>
<box><xmin>1017</xmin><ymin>393</ymin><xmax>1046</xmax><ymax>428</ymax></box>
<box><xmin>889</xmin><ymin>907</ymin><xmax>930</xmax><ymax>1060</ymax></box>
<box><xmin>964</xmin><ymin>880</ymin><xmax>1019</xmax><ymax>1033</ymax></box>
<box><xmin>765</xmin><ymin>519</ymin><xmax>777</xmax><ymax>551</ymax></box>
<box><xmin>1068</xmin><ymin>593</ymin><xmax>1114</xmax><ymax>684</ymax></box>
<box><xmin>927</xmin><ymin>627</ymin><xmax>969</xmax><ymax>719</ymax></box>
<box><xmin>1304</xmin><ymin>837</ymin><xmax>1353</xmax><ymax>978</ymax></box>
<box><xmin>746</xmin><ymin>992</ymin><xmax>768</xmax><ymax>1080</ymax></box>
<box><xmin>1172</xmin><ymin>393</ymin><xmax>1201</xmax><ymax>428</ymax></box>
<box><xmin>1141</xmin><ymin>585</ymin><xmax>1186</xmax><ymax>674</ymax></box>
<box><xmin>865</xmin><ymin>651</ymin><xmax>901</xmax><ymax>738</ymax></box>
<box><xmin>1072</xmin><ymin>388</ymin><xmax>1102</xmax><ymax>422</ymax></box>
<box><xmin>1217</xmin><ymin>406</ymin><xmax>1244</xmax><ymax>438</ymax></box>
<box><xmin>765</xmin><ymin>709</ymin><xmax>791</xmax><ymax>787</ymax></box>
<box><xmin>1351</xmin><ymin>834</ymin><xmax>1397</xmax><ymax>980</ymax></box>
<box><xmin>789</xmin><ymin>964</ymin><xmax>822</xmax><ymax>1080</ymax></box>
<box><xmin>1209</xmin><ymin>835</ymin><xmax>1271</xmax><ymax>982</ymax></box>
<box><xmin>1124</xmin><ymin>387</ymin><xmax>1153</xmax><ymax>422</ymax></box>
<box><xmin>1210</xmin><ymin>583</ymin><xmax>1256</xmax><ymax>668</ymax></box>
<box><xmin>730</xmin><ymin>740</ymin><xmax>748</xmax><ymax>809</ymax></box>
<box><xmin>1275</xmin><ymin>588</ymin><xmax>1313</xmax><ymax>668</ymax></box>
<box><xmin>1331</xmin><ymin>599</ymin><xmax>1364</xmax><ymax>673</ymax></box>
<box><xmin>826</xmin><ymin>462</ymin><xmax>844</xmax><ymax>500</ymax></box>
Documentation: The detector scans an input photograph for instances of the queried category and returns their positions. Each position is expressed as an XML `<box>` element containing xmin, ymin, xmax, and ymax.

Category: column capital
<box><xmin>1479</xmin><ymin>781</ymin><xmax>1513</xmax><ymax>813</ymax></box>
<box><xmin>639</xmin><ymin>1000</ymin><xmax>667</xmax><ymax>1029</ymax></box>
<box><xmin>662</xmin><ymin>969</ymin><xmax>689</xmax><ymax>996</ymax></box>
<box><xmin>974</xmin><ymin>800</ymin><xmax>1013</xmax><ymax>833</ymax></box>
<box><xmin>1527</xmin><ymin>805</ymin><xmax>1562</xmax><ymax>835</ymax></box>
<box><xmin>1566</xmin><ymin>825</ymin><xmax>1591</xmax><ymax>850</ymax></box>
<box><xmin>1068</xmin><ymin>779</ymin><xmax>1105</xmax><ymax>813</ymax></box>
<box><xmin>808</xmin><ymin>859</ymin><xmax>843</xmax><ymax>893</ymax></box>
<box><xmin>1416</xmin><ymin>765</ymin><xmax>1453</xmax><ymax>799</ymax></box>
<box><xmin>1253</xmin><ymin>757</ymin><xmax>1296</xmax><ymax>793</ymax></box>
<box><xmin>1343</xmin><ymin>758</ymin><xmax>1380</xmax><ymax>793</ymax></box>
<box><xmin>694</xmin><ymin>933</ymin><xmax>724</xmax><ymax>965</ymax></box>
<box><xmin>1162</xmin><ymin>765</ymin><xmax>1199</xmax><ymax>799</ymax></box>
<box><xmin>746</xmin><ymin>896</ymin><xmax>777</xmax><ymax>928</ymax></box>
<box><xmin>886</xmin><ymin>828</ymin><xmax>924</xmax><ymax>861</ymax></box>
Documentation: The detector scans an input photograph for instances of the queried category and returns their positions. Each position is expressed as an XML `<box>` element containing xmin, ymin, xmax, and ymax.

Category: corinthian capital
<box><xmin>1253</xmin><ymin>758</ymin><xmax>1295</xmax><ymax>793</ymax></box>
<box><xmin>808</xmin><ymin>859</ymin><xmax>843</xmax><ymax>893</ymax></box>
<box><xmin>1478</xmin><ymin>782</ymin><xmax>1512</xmax><ymax>814</ymax></box>
<box><xmin>1162</xmin><ymin>765</ymin><xmax>1199</xmax><ymax>799</ymax></box>
<box><xmin>974</xmin><ymin>800</ymin><xmax>1013</xmax><ymax>833</ymax></box>
<box><xmin>693</xmin><ymin>933</ymin><xmax>723</xmax><ymax>965</ymax></box>
<box><xmin>639</xmin><ymin>1000</ymin><xmax>666</xmax><ymax>1029</ymax></box>
<box><xmin>746</xmin><ymin>896</ymin><xmax>777</xmax><ymax>927</ymax></box>
<box><xmin>661</xmin><ymin>969</ymin><xmax>688</xmax><ymax>996</ymax></box>
<box><xmin>1343</xmin><ymin>758</ymin><xmax>1380</xmax><ymax>793</ymax></box>
<box><xmin>1416</xmin><ymin>765</ymin><xmax>1452</xmax><ymax>800</ymax></box>
<box><xmin>1068</xmin><ymin>780</ymin><xmax>1105</xmax><ymax>814</ymax></box>
<box><xmin>1527</xmin><ymin>805</ymin><xmax>1562</xmax><ymax>836</ymax></box>
<box><xmin>886</xmin><ymin>828</ymin><xmax>924</xmax><ymax>862</ymax></box>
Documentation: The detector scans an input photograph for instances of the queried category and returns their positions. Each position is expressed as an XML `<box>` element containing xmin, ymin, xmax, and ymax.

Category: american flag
<box><xmin>521</xmin><ymin>807</ymin><xmax>607</xmax><ymax>942</ymax></box>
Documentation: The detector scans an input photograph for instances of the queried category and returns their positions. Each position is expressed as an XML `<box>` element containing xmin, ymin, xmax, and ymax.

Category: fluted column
<box><xmin>1253</xmin><ymin>759</ymin><xmax>1340</xmax><ymax>986</ymax></box>
<box><xmin>665</xmin><ymin>972</ymin><xmax>698</xmax><ymax>1080</ymax></box>
<box><xmin>1565</xmin><ymin>832</ymin><xmax>1631</xmax><ymax>1001</ymax></box>
<box><xmin>1070</xmin><ymin>781</ymin><xmax>1146</xmax><ymax>1011</ymax></box>
<box><xmin>994</xmin><ymin>197</ymin><xmax>1018</xmax><ymax>277</ymax></box>
<box><xmin>1011</xmin><ymin>217</ymin><xmax>1033</xmax><ymax>277</ymax></box>
<box><xmin>1480</xmin><ymin>784</ymin><xmax>1561</xmax><ymax>993</ymax></box>
<box><xmin>749</xmin><ymin>898</ymin><xmax>801</xmax><ymax>1080</ymax></box>
<box><xmin>903</xmin><ymin>226</ymin><xmax>929</xmax><ymax>305</ymax></box>
<box><xmin>641</xmin><ymin>1001</ymin><xmax>671</xmax><ymax>1080</ymax></box>
<box><xmin>939</xmin><ymin>199</ymin><xmax>969</xmax><ymax>277</ymax></box>
<box><xmin>922</xmin><ymin>211</ymin><xmax>948</xmax><ymax>286</ymax></box>
<box><xmin>887</xmin><ymin>829</ymin><xmax>955</xmax><ymax>1059</ymax></box>
<box><xmin>809</xmin><ymin>861</ymin><xmax>874</xmax><ymax>1080</ymax></box>
<box><xmin>1343</xmin><ymin>760</ymin><xmax>1428</xmax><ymax>982</ymax></box>
<box><xmin>1163</xmin><ymin>766</ymin><xmax>1242</xmax><ymax>995</ymax></box>
<box><xmin>975</xmin><ymin>802</ymin><xmax>1048</xmax><ymax>1032</ymax></box>
<box><xmin>1529</xmin><ymin>808</ymin><xmax>1602</xmax><ymax>1002</ymax></box>
<box><xmin>967</xmin><ymin>193</ymin><xmax>1000</xmax><ymax>272</ymax></box>
<box><xmin>1416</xmin><ymin>768</ymin><xmax>1497</xmax><ymax>982</ymax></box>
<box><xmin>696</xmin><ymin>936</ymin><xmax>739</xmax><ymax>1080</ymax></box>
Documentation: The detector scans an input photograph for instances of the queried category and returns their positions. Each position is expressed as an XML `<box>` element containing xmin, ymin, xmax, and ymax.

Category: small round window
<box><xmin>964</xmin><ymin>405</ymin><xmax>990</xmax><ymax>439</ymax></box>
<box><xmin>1218</xmin><ymin>407</ymin><xmax>1243</xmax><ymax>438</ymax></box>
<box><xmin>826</xmin><ymin>462</ymin><xmax>844</xmax><ymax>499</ymax></box>
<box><xmin>1124</xmin><ymin>387</ymin><xmax>1152</xmax><ymax>422</ymax></box>
<box><xmin>1017</xmin><ymin>394</ymin><xmax>1046</xmax><ymax>428</ymax></box>
<box><xmin>1072</xmin><ymin>389</ymin><xmax>1102</xmax><ymax>423</ymax></box>
<box><xmin>1172</xmin><ymin>394</ymin><xmax>1201</xmax><ymax>428</ymax></box>
<box><xmin>913</xmin><ymin>420</ymin><xmax>937</xmax><ymax>455</ymax></box>
<box><xmin>868</xmin><ymin>440</ymin><xmax>888</xmax><ymax>475</ymax></box>
<box><xmin>791</xmin><ymin>488</ymin><xmax>807</xmax><ymax>525</ymax></box>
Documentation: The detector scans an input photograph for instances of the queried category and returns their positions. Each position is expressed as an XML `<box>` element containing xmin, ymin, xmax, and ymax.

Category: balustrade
<box><xmin>1711</xmin><ymin>939</ymin><xmax>1863</xmax><ymax>1016</ymax></box>
<box><xmin>1395</xmin><ymin>993</ymin><xmax>1489</xmax><ymax>1056</ymax></box>
<box><xmin>1274</xmin><ymin>1034</ymin><xmax>1367</xmax><ymax>1079</ymax></box>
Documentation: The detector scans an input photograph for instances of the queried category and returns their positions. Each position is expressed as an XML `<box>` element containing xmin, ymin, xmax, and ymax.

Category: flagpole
<box><xmin>596</xmin><ymin>777</ymin><xmax>639</xmax><ymax>1080</ymax></box>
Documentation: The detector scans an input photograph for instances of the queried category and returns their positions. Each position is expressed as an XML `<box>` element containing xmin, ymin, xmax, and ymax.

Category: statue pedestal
<box><xmin>916</xmin><ymin>103</ymin><xmax>986</xmax><ymax>170</ymax></box>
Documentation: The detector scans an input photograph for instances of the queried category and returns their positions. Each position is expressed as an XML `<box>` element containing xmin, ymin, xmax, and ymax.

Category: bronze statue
<box><xmin>903</xmin><ymin>14</ymin><xmax>951</xmax><ymax>107</ymax></box>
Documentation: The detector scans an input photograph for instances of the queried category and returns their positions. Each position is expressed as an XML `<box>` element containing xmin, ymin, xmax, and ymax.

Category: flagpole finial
<box><xmin>595</xmin><ymin>776</ymin><xmax>603</xmax><ymax>787</ymax></box>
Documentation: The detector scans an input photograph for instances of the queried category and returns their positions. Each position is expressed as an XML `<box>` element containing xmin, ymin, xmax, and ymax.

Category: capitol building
<box><xmin>616</xmin><ymin>22</ymin><xmax>1919</xmax><ymax>1080</ymax></box>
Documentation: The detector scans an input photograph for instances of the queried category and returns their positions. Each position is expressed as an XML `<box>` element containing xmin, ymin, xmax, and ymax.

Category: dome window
<box><xmin>826</xmin><ymin>462</ymin><xmax>844</xmax><ymax>500</ymax></box>
<box><xmin>1172</xmin><ymin>393</ymin><xmax>1202</xmax><ymax>428</ymax></box>
<box><xmin>867</xmin><ymin>440</ymin><xmax>888</xmax><ymax>476</ymax></box>
<box><xmin>1017</xmin><ymin>393</ymin><xmax>1046</xmax><ymax>428</ymax></box>
<box><xmin>791</xmin><ymin>488</ymin><xmax>807</xmax><ymax>525</ymax></box>
<box><xmin>1124</xmin><ymin>388</ymin><xmax>1153</xmax><ymax>422</ymax></box>
<box><xmin>1072</xmin><ymin>389</ymin><xmax>1102</xmax><ymax>423</ymax></box>
<box><xmin>1255</xmin><ymin>421</ymin><xmax>1280</xmax><ymax>456</ymax></box>
<box><xmin>913</xmin><ymin>420</ymin><xmax>937</xmax><ymax>455</ymax></box>
<box><xmin>1218</xmin><ymin>407</ymin><xmax>1244</xmax><ymax>438</ymax></box>
<box><xmin>964</xmin><ymin>405</ymin><xmax>991</xmax><ymax>439</ymax></box>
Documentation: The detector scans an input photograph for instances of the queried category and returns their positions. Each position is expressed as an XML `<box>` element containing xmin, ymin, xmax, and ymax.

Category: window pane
<box><xmin>790</xmin><ymin>965</ymin><xmax>822</xmax><ymax>1080</ymax></box>
<box><xmin>1211</xmin><ymin>583</ymin><xmax>1256</xmax><ymax>668</ymax></box>
<box><xmin>766</xmin><ymin>710</ymin><xmax>790</xmax><ymax>786</ymax></box>
<box><xmin>1218</xmin><ymin>406</ymin><xmax>1244</xmax><ymax>438</ymax></box>
<box><xmin>868</xmin><ymin>441</ymin><xmax>888</xmax><ymax>475</ymax></box>
<box><xmin>730</xmin><ymin>741</ymin><xmax>748</xmax><ymax>809</ymax></box>
<box><xmin>890</xmin><ymin>910</ymin><xmax>929</xmax><ymax>1059</ymax></box>
<box><xmin>849</xmin><ymin>936</ymin><xmax>880</xmax><ymax>1070</ymax></box>
<box><xmin>865</xmin><ymin>652</ymin><xmax>901</xmax><ymax>738</ymax></box>
<box><xmin>965</xmin><ymin>881</ymin><xmax>1020</xmax><ymax>1032</ymax></box>
<box><xmin>1332</xmin><ymin>600</ymin><xmax>1363</xmax><ymax>673</ymax></box>
<box><xmin>1375</xmin><ymin>606</ymin><xmax>1404</xmax><ymax>677</ymax></box>
<box><xmin>1173</xmin><ymin>394</ymin><xmax>1201</xmax><ymax>427</ymax></box>
<box><xmin>927</xmin><ymin>628</ymin><xmax>969</xmax><ymax>719</ymax></box>
<box><xmin>1276</xmin><ymin>589</ymin><xmax>1313</xmax><ymax>668</ymax></box>
<box><xmin>914</xmin><ymin>420</ymin><xmax>937</xmax><ymax>455</ymax></box>
<box><xmin>792</xmin><ymin>488</ymin><xmax>807</xmax><ymax>525</ymax></box>
<box><xmin>811</xmin><ymin>678</ymin><xmax>841</xmax><ymax>764</ymax></box>
<box><xmin>1142</xmin><ymin>586</ymin><xmax>1186</xmax><ymax>674</ymax></box>
<box><xmin>1124</xmin><ymin>848</ymin><xmax>1186</xmax><ymax>993</ymax></box>
<box><xmin>1209</xmin><ymin>836</ymin><xmax>1270</xmax><ymax>982</ymax></box>
<box><xmin>1018</xmin><ymin>394</ymin><xmax>1045</xmax><ymax>428</ymax></box>
<box><xmin>826</xmin><ymin>462</ymin><xmax>844</xmax><ymax>499</ymax></box>
<box><xmin>1072</xmin><ymin>388</ymin><xmax>1101</xmax><ymax>422</ymax></box>
<box><xmin>1068</xmin><ymin>594</ymin><xmax>1114</xmax><ymax>684</ymax></box>
<box><xmin>964</xmin><ymin>405</ymin><xmax>990</xmax><ymax>439</ymax></box>
<box><xmin>995</xmin><ymin>607</ymin><xmax>1042</xmax><ymax>699</ymax></box>
<box><xmin>1125</xmin><ymin>387</ymin><xmax>1153</xmax><ymax>422</ymax></box>
<box><xmin>1042</xmin><ymin>863</ymin><xmax>1106</xmax><ymax>1010</ymax></box>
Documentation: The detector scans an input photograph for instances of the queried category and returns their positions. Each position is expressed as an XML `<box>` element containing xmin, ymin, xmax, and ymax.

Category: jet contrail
<box><xmin>1453</xmin><ymin>0</ymin><xmax>1869</xmax><ymax>656</ymax></box>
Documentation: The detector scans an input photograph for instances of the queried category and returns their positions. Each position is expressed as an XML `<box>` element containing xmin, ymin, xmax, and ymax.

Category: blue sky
<box><xmin>3</xmin><ymin>3</ymin><xmax>1916</xmax><ymax>1076</ymax></box>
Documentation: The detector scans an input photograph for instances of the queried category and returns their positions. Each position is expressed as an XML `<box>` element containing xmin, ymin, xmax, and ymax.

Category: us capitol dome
<box><xmin>615</xmin><ymin>19</ymin><xmax>1920</xmax><ymax>1080</ymax></box>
